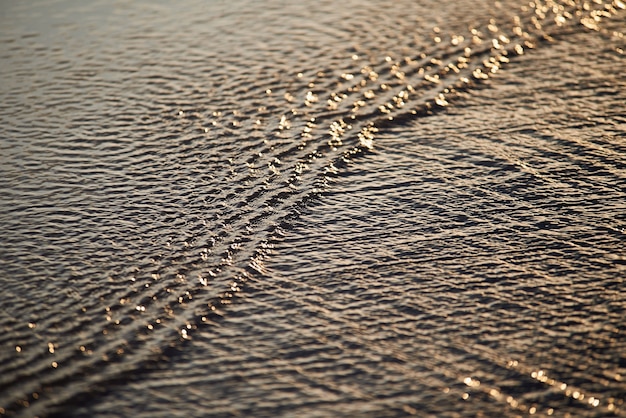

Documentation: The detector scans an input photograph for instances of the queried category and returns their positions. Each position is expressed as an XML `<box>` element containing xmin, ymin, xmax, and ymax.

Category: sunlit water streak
<box><xmin>0</xmin><ymin>0</ymin><xmax>625</xmax><ymax>416</ymax></box>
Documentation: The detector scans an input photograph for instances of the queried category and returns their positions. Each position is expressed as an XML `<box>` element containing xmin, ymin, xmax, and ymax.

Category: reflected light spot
<box><xmin>507</xmin><ymin>396</ymin><xmax>519</xmax><ymax>407</ymax></box>
<box><xmin>305</xmin><ymin>91</ymin><xmax>318</xmax><ymax>103</ymax></box>
<box><xmin>435</xmin><ymin>94</ymin><xmax>449</xmax><ymax>106</ymax></box>
<box><xmin>463</xmin><ymin>377</ymin><xmax>480</xmax><ymax>387</ymax></box>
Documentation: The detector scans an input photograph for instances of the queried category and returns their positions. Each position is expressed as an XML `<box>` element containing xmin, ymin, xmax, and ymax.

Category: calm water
<box><xmin>1</xmin><ymin>0</ymin><xmax>625</xmax><ymax>416</ymax></box>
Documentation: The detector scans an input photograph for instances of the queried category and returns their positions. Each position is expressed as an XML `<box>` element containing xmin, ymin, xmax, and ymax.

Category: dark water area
<box><xmin>1</xmin><ymin>0</ymin><xmax>625</xmax><ymax>416</ymax></box>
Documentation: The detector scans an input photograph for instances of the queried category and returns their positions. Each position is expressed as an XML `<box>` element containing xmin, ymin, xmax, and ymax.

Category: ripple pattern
<box><xmin>0</xmin><ymin>0</ymin><xmax>625</xmax><ymax>416</ymax></box>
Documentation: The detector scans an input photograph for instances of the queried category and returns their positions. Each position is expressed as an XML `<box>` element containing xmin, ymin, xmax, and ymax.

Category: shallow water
<box><xmin>1</xmin><ymin>1</ymin><xmax>625</xmax><ymax>416</ymax></box>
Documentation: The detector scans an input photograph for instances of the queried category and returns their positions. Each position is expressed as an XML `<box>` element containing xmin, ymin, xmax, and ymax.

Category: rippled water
<box><xmin>1</xmin><ymin>0</ymin><xmax>625</xmax><ymax>416</ymax></box>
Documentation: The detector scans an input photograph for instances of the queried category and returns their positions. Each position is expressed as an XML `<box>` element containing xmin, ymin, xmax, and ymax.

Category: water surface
<box><xmin>1</xmin><ymin>0</ymin><xmax>625</xmax><ymax>416</ymax></box>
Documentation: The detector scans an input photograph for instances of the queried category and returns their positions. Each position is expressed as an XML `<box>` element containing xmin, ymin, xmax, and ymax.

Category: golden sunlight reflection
<box><xmin>1</xmin><ymin>0</ymin><xmax>625</xmax><ymax>416</ymax></box>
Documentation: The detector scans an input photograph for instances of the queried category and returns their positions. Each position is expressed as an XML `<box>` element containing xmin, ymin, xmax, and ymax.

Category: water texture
<box><xmin>0</xmin><ymin>0</ymin><xmax>625</xmax><ymax>416</ymax></box>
